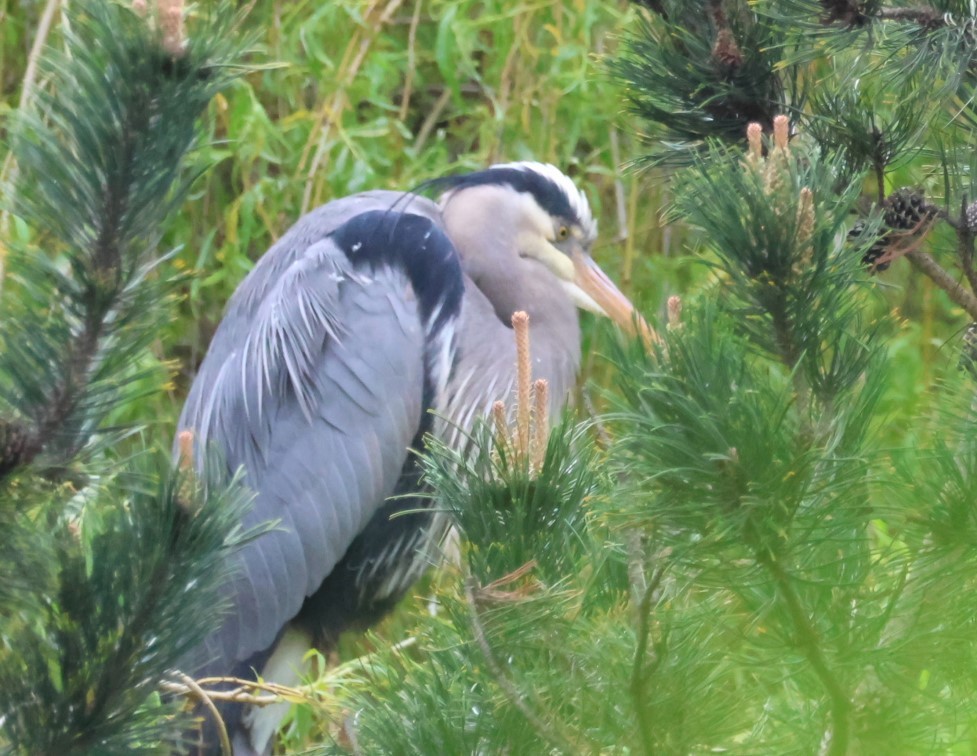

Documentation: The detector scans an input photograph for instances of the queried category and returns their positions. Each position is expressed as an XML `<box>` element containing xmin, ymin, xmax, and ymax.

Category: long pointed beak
<box><xmin>571</xmin><ymin>250</ymin><xmax>661</xmax><ymax>346</ymax></box>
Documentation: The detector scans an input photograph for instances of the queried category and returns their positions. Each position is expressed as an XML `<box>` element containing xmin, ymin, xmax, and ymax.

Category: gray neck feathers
<box><xmin>436</xmin><ymin>276</ymin><xmax>580</xmax><ymax>445</ymax></box>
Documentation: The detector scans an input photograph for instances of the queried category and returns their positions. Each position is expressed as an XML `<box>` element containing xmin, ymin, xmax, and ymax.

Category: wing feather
<box><xmin>179</xmin><ymin>202</ymin><xmax>441</xmax><ymax>671</ymax></box>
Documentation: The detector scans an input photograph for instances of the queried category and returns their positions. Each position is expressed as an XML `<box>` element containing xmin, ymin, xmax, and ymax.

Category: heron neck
<box><xmin>449</xmin><ymin>273</ymin><xmax>581</xmax><ymax>423</ymax></box>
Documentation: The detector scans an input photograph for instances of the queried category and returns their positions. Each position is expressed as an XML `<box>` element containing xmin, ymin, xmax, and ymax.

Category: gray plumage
<box><xmin>176</xmin><ymin>163</ymin><xmax>642</xmax><ymax>754</ymax></box>
<box><xmin>181</xmin><ymin>193</ymin><xmax>442</xmax><ymax>672</ymax></box>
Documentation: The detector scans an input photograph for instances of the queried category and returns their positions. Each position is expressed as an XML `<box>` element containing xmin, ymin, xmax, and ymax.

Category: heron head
<box><xmin>438</xmin><ymin>162</ymin><xmax>645</xmax><ymax>336</ymax></box>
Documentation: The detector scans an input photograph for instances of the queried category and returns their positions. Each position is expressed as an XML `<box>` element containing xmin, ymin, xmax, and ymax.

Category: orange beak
<box><xmin>571</xmin><ymin>250</ymin><xmax>661</xmax><ymax>347</ymax></box>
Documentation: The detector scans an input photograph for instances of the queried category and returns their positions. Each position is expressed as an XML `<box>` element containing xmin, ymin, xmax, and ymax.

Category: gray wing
<box><xmin>179</xmin><ymin>194</ymin><xmax>439</xmax><ymax>671</ymax></box>
<box><xmin>191</xmin><ymin>190</ymin><xmax>442</xmax><ymax>380</ymax></box>
<box><xmin>225</xmin><ymin>190</ymin><xmax>442</xmax><ymax>322</ymax></box>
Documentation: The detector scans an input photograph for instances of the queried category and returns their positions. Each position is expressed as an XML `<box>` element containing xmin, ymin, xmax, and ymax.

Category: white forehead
<box><xmin>489</xmin><ymin>161</ymin><xmax>598</xmax><ymax>240</ymax></box>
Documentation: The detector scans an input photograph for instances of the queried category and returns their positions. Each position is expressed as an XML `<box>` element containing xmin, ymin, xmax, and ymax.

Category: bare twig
<box><xmin>610</xmin><ymin>129</ymin><xmax>629</xmax><ymax>246</ymax></box>
<box><xmin>877</xmin><ymin>6</ymin><xmax>944</xmax><ymax>27</ymax></box>
<box><xmin>474</xmin><ymin>560</ymin><xmax>542</xmax><ymax>603</ymax></box>
<box><xmin>493</xmin><ymin>7</ymin><xmax>532</xmax><ymax>149</ymax></box>
<box><xmin>164</xmin><ymin>669</ymin><xmax>340</xmax><ymax>707</ymax></box>
<box><xmin>413</xmin><ymin>88</ymin><xmax>451</xmax><ymax>154</ymax></box>
<box><xmin>597</xmin><ymin>34</ymin><xmax>630</xmax><ymax>252</ymax></box>
<box><xmin>18</xmin><ymin>0</ymin><xmax>61</xmax><ymax>115</ymax></box>
<box><xmin>167</xmin><ymin>637</ymin><xmax>420</xmax><ymax>719</ymax></box>
<box><xmin>398</xmin><ymin>0</ymin><xmax>423</xmax><ymax>122</ymax></box>
<box><xmin>173</xmin><ymin>670</ymin><xmax>231</xmax><ymax>756</ymax></box>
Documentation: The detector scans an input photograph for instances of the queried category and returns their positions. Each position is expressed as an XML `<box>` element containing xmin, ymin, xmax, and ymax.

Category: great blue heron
<box><xmin>177</xmin><ymin>162</ymin><xmax>645</xmax><ymax>754</ymax></box>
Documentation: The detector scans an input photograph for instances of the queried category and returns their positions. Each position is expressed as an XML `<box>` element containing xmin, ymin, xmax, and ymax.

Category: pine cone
<box><xmin>0</xmin><ymin>418</ymin><xmax>40</xmax><ymax>476</ymax></box>
<box><xmin>960</xmin><ymin>322</ymin><xmax>977</xmax><ymax>379</ymax></box>
<box><xmin>819</xmin><ymin>0</ymin><xmax>868</xmax><ymax>26</ymax></box>
<box><xmin>965</xmin><ymin>201</ymin><xmax>977</xmax><ymax>234</ymax></box>
<box><xmin>848</xmin><ymin>219</ymin><xmax>892</xmax><ymax>273</ymax></box>
<box><xmin>883</xmin><ymin>188</ymin><xmax>936</xmax><ymax>231</ymax></box>
<box><xmin>712</xmin><ymin>29</ymin><xmax>743</xmax><ymax>69</ymax></box>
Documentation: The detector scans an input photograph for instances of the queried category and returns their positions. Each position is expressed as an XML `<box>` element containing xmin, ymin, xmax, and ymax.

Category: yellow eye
<box><xmin>557</xmin><ymin>225</ymin><xmax>569</xmax><ymax>241</ymax></box>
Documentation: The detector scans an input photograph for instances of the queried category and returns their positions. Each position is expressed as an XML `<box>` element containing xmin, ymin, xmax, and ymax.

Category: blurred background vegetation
<box><xmin>1</xmin><ymin>0</ymin><xmax>697</xmax><ymax>432</ymax></box>
<box><xmin>1</xmin><ymin>0</ymin><xmax>959</xmax><ymax>443</ymax></box>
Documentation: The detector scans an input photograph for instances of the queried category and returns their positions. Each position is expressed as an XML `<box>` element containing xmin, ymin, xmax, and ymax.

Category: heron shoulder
<box><xmin>330</xmin><ymin>208</ymin><xmax>464</xmax><ymax>336</ymax></box>
<box><xmin>227</xmin><ymin>191</ymin><xmax>445</xmax><ymax>317</ymax></box>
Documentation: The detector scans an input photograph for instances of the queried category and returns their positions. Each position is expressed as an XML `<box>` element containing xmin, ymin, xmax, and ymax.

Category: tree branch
<box><xmin>173</xmin><ymin>671</ymin><xmax>231</xmax><ymax>756</ymax></box>
<box><xmin>764</xmin><ymin>557</ymin><xmax>850</xmax><ymax>756</ymax></box>
<box><xmin>463</xmin><ymin>573</ymin><xmax>592</xmax><ymax>754</ymax></box>
<box><xmin>876</xmin><ymin>7</ymin><xmax>944</xmax><ymax>27</ymax></box>
<box><xmin>955</xmin><ymin>197</ymin><xmax>977</xmax><ymax>298</ymax></box>
<box><xmin>630</xmin><ymin>565</ymin><xmax>667</xmax><ymax>756</ymax></box>
<box><xmin>906</xmin><ymin>250</ymin><xmax>977</xmax><ymax>321</ymax></box>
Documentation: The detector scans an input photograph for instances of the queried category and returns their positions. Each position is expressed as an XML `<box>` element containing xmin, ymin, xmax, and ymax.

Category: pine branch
<box><xmin>630</xmin><ymin>565</ymin><xmax>667</xmax><ymax>756</ymax></box>
<box><xmin>763</xmin><ymin>556</ymin><xmax>851</xmax><ymax>756</ymax></box>
<box><xmin>822</xmin><ymin>1</ymin><xmax>947</xmax><ymax>28</ymax></box>
<box><xmin>906</xmin><ymin>250</ymin><xmax>977</xmax><ymax>320</ymax></box>
<box><xmin>0</xmin><ymin>2</ymin><xmax>256</xmax><ymax>751</ymax></box>
<box><xmin>0</xmin><ymin>456</ymin><xmax>259</xmax><ymax>753</ymax></box>
<box><xmin>876</xmin><ymin>6</ymin><xmax>945</xmax><ymax>27</ymax></box>
<box><xmin>0</xmin><ymin>0</ymin><xmax>247</xmax><ymax>476</ymax></box>
<box><xmin>463</xmin><ymin>573</ymin><xmax>593</xmax><ymax>754</ymax></box>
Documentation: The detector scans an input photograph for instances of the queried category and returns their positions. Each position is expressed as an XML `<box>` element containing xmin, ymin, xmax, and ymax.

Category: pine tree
<box><xmin>0</xmin><ymin>2</ymin><xmax>255</xmax><ymax>752</ymax></box>
<box><xmin>310</xmin><ymin>1</ymin><xmax>977</xmax><ymax>753</ymax></box>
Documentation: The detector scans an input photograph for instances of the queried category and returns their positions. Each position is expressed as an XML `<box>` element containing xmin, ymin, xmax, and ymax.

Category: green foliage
<box><xmin>422</xmin><ymin>421</ymin><xmax>602</xmax><ymax>585</ymax></box>
<box><xmin>609</xmin><ymin>305</ymin><xmax>879</xmax><ymax>751</ymax></box>
<box><xmin>614</xmin><ymin>0</ymin><xmax>977</xmax><ymax>448</ymax></box>
<box><xmin>611</xmin><ymin>1</ymin><xmax>792</xmax><ymax>161</ymax></box>
<box><xmin>673</xmin><ymin>136</ymin><xmax>875</xmax><ymax>400</ymax></box>
<box><xmin>0</xmin><ymin>1</ymin><xmax>255</xmax><ymax>752</ymax></box>
<box><xmin>0</xmin><ymin>0</ymin><xmax>247</xmax><ymax>468</ymax></box>
<box><xmin>325</xmin><ymin>419</ymin><xmax>639</xmax><ymax>754</ymax></box>
<box><xmin>315</xmin><ymin>4</ymin><xmax>977</xmax><ymax>744</ymax></box>
<box><xmin>7</xmin><ymin>0</ymin><xmax>977</xmax><ymax>753</ymax></box>
<box><xmin>0</xmin><ymin>457</ymin><xmax>256</xmax><ymax>754</ymax></box>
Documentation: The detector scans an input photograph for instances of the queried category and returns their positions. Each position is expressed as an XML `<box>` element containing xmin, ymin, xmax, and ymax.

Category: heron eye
<box><xmin>557</xmin><ymin>225</ymin><xmax>569</xmax><ymax>241</ymax></box>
